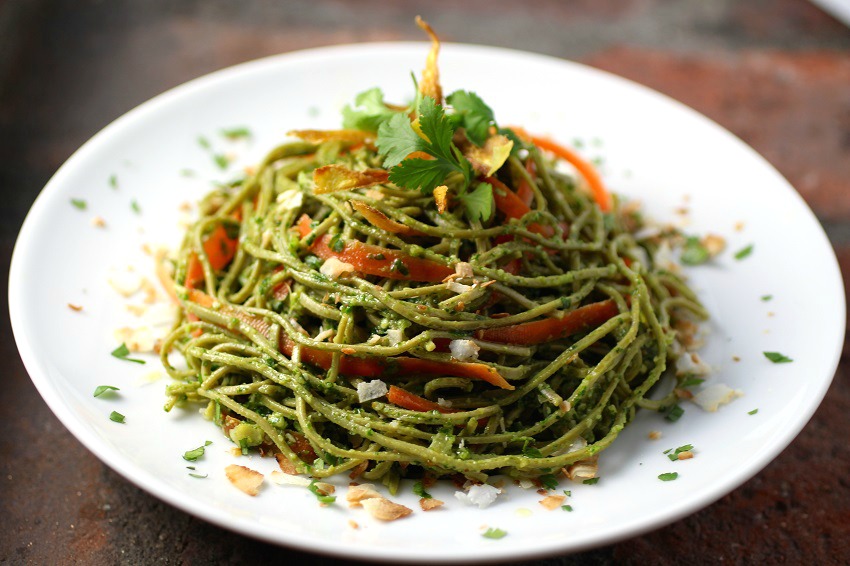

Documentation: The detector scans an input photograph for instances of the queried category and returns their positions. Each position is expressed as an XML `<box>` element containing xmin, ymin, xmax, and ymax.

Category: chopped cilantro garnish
<box><xmin>342</xmin><ymin>88</ymin><xmax>398</xmax><ymax>132</ymax></box>
<box><xmin>666</xmin><ymin>444</ymin><xmax>694</xmax><ymax>461</ymax></box>
<box><xmin>111</xmin><ymin>343</ymin><xmax>146</xmax><ymax>364</ymax></box>
<box><xmin>748</xmin><ymin>408</ymin><xmax>759</xmax><ymax>415</ymax></box>
<box><xmin>460</xmin><ymin>181</ymin><xmax>494</xmax><ymax>222</ymax></box>
<box><xmin>734</xmin><ymin>244</ymin><xmax>754</xmax><ymax>260</ymax></box>
<box><xmin>522</xmin><ymin>445</ymin><xmax>543</xmax><ymax>459</ymax></box>
<box><xmin>109</xmin><ymin>174</ymin><xmax>118</xmax><ymax>189</ymax></box>
<box><xmin>561</xmin><ymin>505</ymin><xmax>573</xmax><ymax>512</ymax></box>
<box><xmin>539</xmin><ymin>474</ymin><xmax>559</xmax><ymax>490</ymax></box>
<box><xmin>188</xmin><ymin>472</ymin><xmax>208</xmax><ymax>479</ymax></box>
<box><xmin>761</xmin><ymin>295</ymin><xmax>773</xmax><ymax>302</ymax></box>
<box><xmin>445</xmin><ymin>90</ymin><xmax>494</xmax><ymax>146</ymax></box>
<box><xmin>658</xmin><ymin>472</ymin><xmax>678</xmax><ymax>481</ymax></box>
<box><xmin>367</xmin><ymin>253</ymin><xmax>385</xmax><ymax>260</ymax></box>
<box><xmin>198</xmin><ymin>136</ymin><xmax>211</xmax><ymax>150</ymax></box>
<box><xmin>109</xmin><ymin>411</ymin><xmax>126</xmax><ymax>424</ymax></box>
<box><xmin>582</xmin><ymin>478</ymin><xmax>599</xmax><ymax>485</ymax></box>
<box><xmin>221</xmin><ymin>126</ymin><xmax>252</xmax><ymax>140</ymax></box>
<box><xmin>665</xmin><ymin>404</ymin><xmax>685</xmax><ymax>422</ymax></box>
<box><xmin>308</xmin><ymin>480</ymin><xmax>337</xmax><ymax>504</ymax></box>
<box><xmin>180</xmin><ymin>169</ymin><xmax>195</xmax><ymax>177</ymax></box>
<box><xmin>679</xmin><ymin>377</ymin><xmax>705</xmax><ymax>388</ymax></box>
<box><xmin>390</xmin><ymin>258</ymin><xmax>410</xmax><ymax>276</ymax></box>
<box><xmin>482</xmin><ymin>527</ymin><xmax>507</xmax><ymax>539</ymax></box>
<box><xmin>183</xmin><ymin>440</ymin><xmax>213</xmax><ymax>462</ymax></box>
<box><xmin>329</xmin><ymin>233</ymin><xmax>345</xmax><ymax>253</ymax></box>
<box><xmin>70</xmin><ymin>198</ymin><xmax>87</xmax><ymax>210</ymax></box>
<box><xmin>213</xmin><ymin>154</ymin><xmax>230</xmax><ymax>170</ymax></box>
<box><xmin>680</xmin><ymin>236</ymin><xmax>709</xmax><ymax>266</ymax></box>
<box><xmin>130</xmin><ymin>200</ymin><xmax>141</xmax><ymax>214</ymax></box>
<box><xmin>763</xmin><ymin>351</ymin><xmax>793</xmax><ymax>363</ymax></box>
<box><xmin>238</xmin><ymin>437</ymin><xmax>250</xmax><ymax>456</ymax></box>
<box><xmin>93</xmin><ymin>385</ymin><xmax>120</xmax><ymax>398</ymax></box>
<box><xmin>413</xmin><ymin>480</ymin><xmax>432</xmax><ymax>499</ymax></box>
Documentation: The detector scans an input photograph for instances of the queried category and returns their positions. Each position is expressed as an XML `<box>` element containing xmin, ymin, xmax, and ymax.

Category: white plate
<box><xmin>9</xmin><ymin>43</ymin><xmax>845</xmax><ymax>562</ymax></box>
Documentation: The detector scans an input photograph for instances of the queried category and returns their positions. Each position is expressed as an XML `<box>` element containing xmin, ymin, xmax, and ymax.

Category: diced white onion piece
<box><xmin>454</xmin><ymin>484</ymin><xmax>500</xmax><ymax>509</ymax></box>
<box><xmin>449</xmin><ymin>339</ymin><xmax>480</xmax><ymax>362</ymax></box>
<box><xmin>357</xmin><ymin>380</ymin><xmax>388</xmax><ymax>403</ymax></box>
<box><xmin>385</xmin><ymin>328</ymin><xmax>404</xmax><ymax>346</ymax></box>
<box><xmin>692</xmin><ymin>383</ymin><xmax>743</xmax><ymax>412</ymax></box>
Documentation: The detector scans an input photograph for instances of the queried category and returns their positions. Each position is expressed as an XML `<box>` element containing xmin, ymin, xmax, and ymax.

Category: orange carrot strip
<box><xmin>529</xmin><ymin>135</ymin><xmax>611</xmax><ymax>212</ymax></box>
<box><xmin>476</xmin><ymin>300</ymin><xmax>620</xmax><ymax>345</ymax></box>
<box><xmin>387</xmin><ymin>386</ymin><xmax>458</xmax><ymax>414</ymax></box>
<box><xmin>350</xmin><ymin>201</ymin><xmax>424</xmax><ymax>236</ymax></box>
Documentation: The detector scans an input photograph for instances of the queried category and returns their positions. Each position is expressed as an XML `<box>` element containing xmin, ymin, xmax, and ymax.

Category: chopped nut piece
<box><xmin>674</xmin><ymin>388</ymin><xmax>694</xmax><ymax>400</ymax></box>
<box><xmin>539</xmin><ymin>494</ymin><xmax>566</xmax><ymax>510</ymax></box>
<box><xmin>348</xmin><ymin>520</ymin><xmax>360</xmax><ymax>529</ymax></box>
<box><xmin>67</xmin><ymin>303</ymin><xmax>83</xmax><ymax>312</ymax></box>
<box><xmin>90</xmin><ymin>216</ymin><xmax>106</xmax><ymax>228</ymax></box>
<box><xmin>420</xmin><ymin>498</ymin><xmax>444</xmax><ymax>511</ymax></box>
<box><xmin>361</xmin><ymin>497</ymin><xmax>413</xmax><ymax>521</ymax></box>
<box><xmin>701</xmin><ymin>234</ymin><xmax>726</xmax><ymax>257</ymax></box>
<box><xmin>320</xmin><ymin>257</ymin><xmax>356</xmax><ymax>280</ymax></box>
<box><xmin>275</xmin><ymin>453</ymin><xmax>298</xmax><ymax>475</ymax></box>
<box><xmin>677</xmin><ymin>451</ymin><xmax>694</xmax><ymax>460</ymax></box>
<box><xmin>648</xmin><ymin>430</ymin><xmax>662</xmax><ymax>440</ymax></box>
<box><xmin>224</xmin><ymin>464</ymin><xmax>264</xmax><ymax>496</ymax></box>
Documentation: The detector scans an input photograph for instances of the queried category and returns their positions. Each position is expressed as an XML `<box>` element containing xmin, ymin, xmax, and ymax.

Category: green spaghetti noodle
<box><xmin>159</xmin><ymin>44</ymin><xmax>707</xmax><ymax>489</ymax></box>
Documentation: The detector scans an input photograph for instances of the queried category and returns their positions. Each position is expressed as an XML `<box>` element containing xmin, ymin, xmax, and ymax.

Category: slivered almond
<box><xmin>224</xmin><ymin>464</ymin><xmax>264</xmax><ymax>496</ymax></box>
<box><xmin>67</xmin><ymin>303</ymin><xmax>83</xmax><ymax>312</ymax></box>
<box><xmin>361</xmin><ymin>497</ymin><xmax>413</xmax><ymax>521</ymax></box>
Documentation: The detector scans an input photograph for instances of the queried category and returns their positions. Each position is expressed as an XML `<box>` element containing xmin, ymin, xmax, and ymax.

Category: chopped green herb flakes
<box><xmin>109</xmin><ymin>411</ymin><xmax>126</xmax><ymax>424</ymax></box>
<box><xmin>665</xmin><ymin>404</ymin><xmax>685</xmax><ymax>422</ymax></box>
<box><xmin>763</xmin><ymin>351</ymin><xmax>793</xmax><ymax>364</ymax></box>
<box><xmin>308</xmin><ymin>481</ymin><xmax>336</xmax><ymax>504</ymax></box>
<box><xmin>582</xmin><ymin>478</ymin><xmax>599</xmax><ymax>485</ymax></box>
<box><xmin>748</xmin><ymin>408</ymin><xmax>759</xmax><ymax>415</ymax></box>
<box><xmin>111</xmin><ymin>343</ymin><xmax>146</xmax><ymax>364</ymax></box>
<box><xmin>221</xmin><ymin>126</ymin><xmax>252</xmax><ymax>140</ymax></box>
<box><xmin>658</xmin><ymin>472</ymin><xmax>679</xmax><ymax>481</ymax></box>
<box><xmin>680</xmin><ymin>237</ymin><xmax>710</xmax><ymax>266</ymax></box>
<box><xmin>761</xmin><ymin>295</ymin><xmax>773</xmax><ymax>302</ymax></box>
<box><xmin>482</xmin><ymin>527</ymin><xmax>507</xmax><ymax>539</ymax></box>
<box><xmin>666</xmin><ymin>444</ymin><xmax>694</xmax><ymax>461</ymax></box>
<box><xmin>561</xmin><ymin>505</ymin><xmax>573</xmax><ymax>512</ymax></box>
<box><xmin>183</xmin><ymin>441</ymin><xmax>213</xmax><ymax>462</ymax></box>
<box><xmin>93</xmin><ymin>385</ymin><xmax>120</xmax><ymax>398</ymax></box>
<box><xmin>734</xmin><ymin>244</ymin><xmax>754</xmax><ymax>260</ymax></box>
<box><xmin>413</xmin><ymin>481</ymin><xmax>432</xmax><ymax>499</ymax></box>
<box><xmin>109</xmin><ymin>174</ymin><xmax>118</xmax><ymax>189</ymax></box>
<box><xmin>70</xmin><ymin>198</ymin><xmax>87</xmax><ymax>210</ymax></box>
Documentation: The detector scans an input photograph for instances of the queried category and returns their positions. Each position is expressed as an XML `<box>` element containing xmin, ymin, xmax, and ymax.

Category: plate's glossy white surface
<box><xmin>9</xmin><ymin>43</ymin><xmax>844</xmax><ymax>562</ymax></box>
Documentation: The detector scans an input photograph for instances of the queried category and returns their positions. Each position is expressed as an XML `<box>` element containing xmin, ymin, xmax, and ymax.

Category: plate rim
<box><xmin>9</xmin><ymin>40</ymin><xmax>846</xmax><ymax>562</ymax></box>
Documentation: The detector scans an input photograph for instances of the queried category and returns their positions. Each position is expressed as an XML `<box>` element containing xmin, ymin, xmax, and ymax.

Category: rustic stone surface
<box><xmin>2</xmin><ymin>0</ymin><xmax>849</xmax><ymax>564</ymax></box>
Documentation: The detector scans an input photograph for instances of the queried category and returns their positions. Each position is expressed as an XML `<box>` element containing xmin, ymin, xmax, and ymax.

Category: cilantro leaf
<box><xmin>376</xmin><ymin>112</ymin><xmax>424</xmax><ymax>168</ymax></box>
<box><xmin>417</xmin><ymin>96</ymin><xmax>458</xmax><ymax>164</ymax></box>
<box><xmin>764</xmin><ymin>351</ymin><xmax>793</xmax><ymax>363</ymax></box>
<box><xmin>70</xmin><ymin>198</ymin><xmax>87</xmax><ymax>210</ymax></box>
<box><xmin>748</xmin><ymin>408</ymin><xmax>759</xmax><ymax>415</ymax></box>
<box><xmin>734</xmin><ymin>244</ymin><xmax>754</xmax><ymax>260</ymax></box>
<box><xmin>342</xmin><ymin>88</ymin><xmax>398</xmax><ymax>132</ymax></box>
<box><xmin>658</xmin><ymin>472</ymin><xmax>679</xmax><ymax>481</ymax></box>
<box><xmin>111</xmin><ymin>343</ymin><xmax>146</xmax><ymax>364</ymax></box>
<box><xmin>413</xmin><ymin>480</ymin><xmax>432</xmax><ymax>499</ymax></box>
<box><xmin>539</xmin><ymin>474</ymin><xmax>559</xmax><ymax>490</ymax></box>
<box><xmin>388</xmin><ymin>157</ymin><xmax>458</xmax><ymax>193</ymax></box>
<box><xmin>582</xmin><ymin>478</ymin><xmax>599</xmax><ymax>485</ymax></box>
<box><xmin>93</xmin><ymin>385</ymin><xmax>120</xmax><ymax>398</ymax></box>
<box><xmin>446</xmin><ymin>90</ymin><xmax>494</xmax><ymax>146</ymax></box>
<box><xmin>221</xmin><ymin>126</ymin><xmax>251</xmax><ymax>140</ymax></box>
<box><xmin>460</xmin><ymin>182</ymin><xmax>494</xmax><ymax>222</ymax></box>
<box><xmin>183</xmin><ymin>440</ymin><xmax>213</xmax><ymax>462</ymax></box>
<box><xmin>482</xmin><ymin>527</ymin><xmax>507</xmax><ymax>539</ymax></box>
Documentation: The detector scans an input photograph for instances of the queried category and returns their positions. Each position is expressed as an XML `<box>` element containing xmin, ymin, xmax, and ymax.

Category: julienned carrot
<box><xmin>183</xmin><ymin>289</ymin><xmax>513</xmax><ymax>389</ymax></box>
<box><xmin>486</xmin><ymin>177</ymin><xmax>554</xmax><ymax>238</ymax></box>
<box><xmin>476</xmin><ymin>299</ymin><xmax>620</xmax><ymax>346</ymax></box>
<box><xmin>296</xmin><ymin>214</ymin><xmax>453</xmax><ymax>283</ymax></box>
<box><xmin>386</xmin><ymin>386</ymin><xmax>458</xmax><ymax>414</ymax></box>
<box><xmin>508</xmin><ymin>126</ymin><xmax>612</xmax><ymax>213</ymax></box>
<box><xmin>515</xmin><ymin>157</ymin><xmax>536</xmax><ymax>207</ymax></box>
<box><xmin>184</xmin><ymin>224</ymin><xmax>239</xmax><ymax>289</ymax></box>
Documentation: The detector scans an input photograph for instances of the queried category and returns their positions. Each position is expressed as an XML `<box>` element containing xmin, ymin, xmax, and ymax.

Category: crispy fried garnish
<box><xmin>346</xmin><ymin>483</ymin><xmax>382</xmax><ymax>507</ymax></box>
<box><xmin>275</xmin><ymin>453</ymin><xmax>298</xmax><ymax>475</ymax></box>
<box><xmin>677</xmin><ymin>451</ymin><xmax>694</xmax><ymax>460</ymax></box>
<box><xmin>415</xmin><ymin>16</ymin><xmax>442</xmax><ymax>103</ymax></box>
<box><xmin>562</xmin><ymin>456</ymin><xmax>599</xmax><ymax>481</ymax></box>
<box><xmin>419</xmin><ymin>498</ymin><xmax>444</xmax><ymax>511</ymax></box>
<box><xmin>361</xmin><ymin>497</ymin><xmax>413</xmax><ymax>521</ymax></box>
<box><xmin>648</xmin><ymin>430</ymin><xmax>662</xmax><ymax>440</ymax></box>
<box><xmin>90</xmin><ymin>215</ymin><xmax>106</xmax><ymax>228</ymax></box>
<box><xmin>539</xmin><ymin>494</ymin><xmax>566</xmax><ymax>510</ymax></box>
<box><xmin>287</xmin><ymin>129</ymin><xmax>373</xmax><ymax>145</ymax></box>
<box><xmin>313</xmin><ymin>164</ymin><xmax>389</xmax><ymax>194</ymax></box>
<box><xmin>224</xmin><ymin>464</ymin><xmax>264</xmax><ymax>496</ymax></box>
<box><xmin>67</xmin><ymin>303</ymin><xmax>83</xmax><ymax>312</ymax></box>
<box><xmin>464</xmin><ymin>134</ymin><xmax>514</xmax><ymax>176</ymax></box>
<box><xmin>348</xmin><ymin>460</ymin><xmax>369</xmax><ymax>480</ymax></box>
<box><xmin>433</xmin><ymin>185</ymin><xmax>450</xmax><ymax>213</ymax></box>
<box><xmin>351</xmin><ymin>200</ymin><xmax>423</xmax><ymax>236</ymax></box>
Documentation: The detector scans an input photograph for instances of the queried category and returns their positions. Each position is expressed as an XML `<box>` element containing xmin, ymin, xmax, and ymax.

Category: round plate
<box><xmin>9</xmin><ymin>43</ymin><xmax>845</xmax><ymax>562</ymax></box>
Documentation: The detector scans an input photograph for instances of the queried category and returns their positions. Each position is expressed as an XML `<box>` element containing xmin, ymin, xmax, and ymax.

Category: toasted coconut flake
<box><xmin>454</xmin><ymin>262</ymin><xmax>474</xmax><ymax>278</ymax></box>
<box><xmin>346</xmin><ymin>483</ymin><xmax>383</xmax><ymax>507</ymax></box>
<box><xmin>449</xmin><ymin>339</ymin><xmax>480</xmax><ymax>362</ymax></box>
<box><xmin>269</xmin><ymin>470</ymin><xmax>311</xmax><ymax>487</ymax></box>
<box><xmin>455</xmin><ymin>484</ymin><xmax>500</xmax><ymax>509</ymax></box>
<box><xmin>274</xmin><ymin>453</ymin><xmax>298</xmax><ymax>475</ymax></box>
<box><xmin>287</xmin><ymin>129</ymin><xmax>373</xmax><ymax>145</ymax></box>
<box><xmin>90</xmin><ymin>215</ymin><xmax>106</xmax><ymax>228</ymax></box>
<box><xmin>464</xmin><ymin>135</ymin><xmax>514</xmax><ymax>176</ymax></box>
<box><xmin>415</xmin><ymin>16</ymin><xmax>442</xmax><ymax>103</ymax></box>
<box><xmin>361</xmin><ymin>497</ymin><xmax>413</xmax><ymax>521</ymax></box>
<box><xmin>313</xmin><ymin>164</ymin><xmax>389</xmax><ymax>194</ymax></box>
<box><xmin>563</xmin><ymin>457</ymin><xmax>598</xmax><ymax>481</ymax></box>
<box><xmin>67</xmin><ymin>303</ymin><xmax>83</xmax><ymax>312</ymax></box>
<box><xmin>320</xmin><ymin>257</ymin><xmax>356</xmax><ymax>280</ymax></box>
<box><xmin>433</xmin><ymin>185</ymin><xmax>450</xmax><ymax>213</ymax></box>
<box><xmin>539</xmin><ymin>494</ymin><xmax>566</xmax><ymax>510</ymax></box>
<box><xmin>314</xmin><ymin>482</ymin><xmax>336</xmax><ymax>495</ymax></box>
<box><xmin>225</xmin><ymin>464</ymin><xmax>264</xmax><ymax>496</ymax></box>
<box><xmin>420</xmin><ymin>498</ymin><xmax>444</xmax><ymax>511</ymax></box>
<box><xmin>351</xmin><ymin>200</ymin><xmax>422</xmax><ymax>236</ymax></box>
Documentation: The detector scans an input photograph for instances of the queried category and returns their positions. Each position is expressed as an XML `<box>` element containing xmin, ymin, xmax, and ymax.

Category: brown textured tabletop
<box><xmin>2</xmin><ymin>1</ymin><xmax>849</xmax><ymax>564</ymax></box>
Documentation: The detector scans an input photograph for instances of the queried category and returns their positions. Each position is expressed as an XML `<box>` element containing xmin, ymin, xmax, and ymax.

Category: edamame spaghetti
<box><xmin>160</xmin><ymin>21</ymin><xmax>707</xmax><ymax>489</ymax></box>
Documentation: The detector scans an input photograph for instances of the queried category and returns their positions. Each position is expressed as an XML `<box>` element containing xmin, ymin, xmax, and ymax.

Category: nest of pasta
<box><xmin>160</xmin><ymin>19</ymin><xmax>707</xmax><ymax>489</ymax></box>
